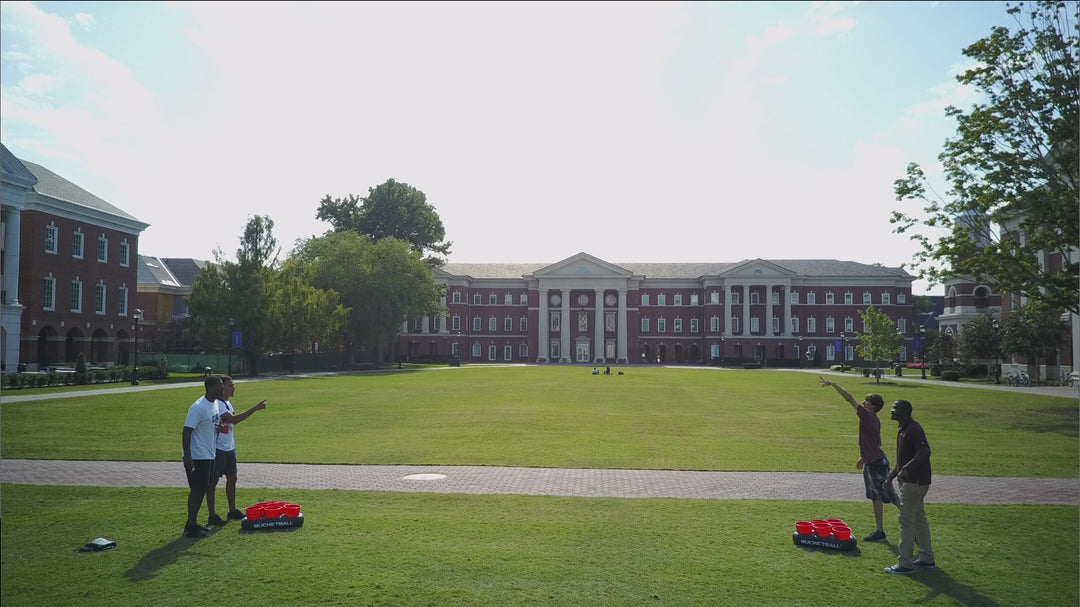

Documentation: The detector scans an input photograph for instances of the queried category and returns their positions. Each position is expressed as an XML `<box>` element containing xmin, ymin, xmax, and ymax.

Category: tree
<box><xmin>290</xmin><ymin>232</ymin><xmax>443</xmax><ymax>363</ymax></box>
<box><xmin>957</xmin><ymin>312</ymin><xmax>1001</xmax><ymax>370</ymax></box>
<box><xmin>1000</xmin><ymin>301</ymin><xmax>1069</xmax><ymax>381</ymax></box>
<box><xmin>856</xmin><ymin>306</ymin><xmax>904</xmax><ymax>382</ymax></box>
<box><xmin>891</xmin><ymin>1</ymin><xmax>1078</xmax><ymax>315</ymax></box>
<box><xmin>316</xmin><ymin>179</ymin><xmax>452</xmax><ymax>265</ymax></box>
<box><xmin>189</xmin><ymin>215</ymin><xmax>346</xmax><ymax>375</ymax></box>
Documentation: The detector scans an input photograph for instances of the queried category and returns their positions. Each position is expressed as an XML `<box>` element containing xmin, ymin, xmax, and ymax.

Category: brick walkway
<box><xmin>1</xmin><ymin>459</ymin><xmax>1076</xmax><ymax>505</ymax></box>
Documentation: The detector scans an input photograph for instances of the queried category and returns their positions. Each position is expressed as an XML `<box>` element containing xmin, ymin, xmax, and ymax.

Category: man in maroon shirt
<box><xmin>883</xmin><ymin>399</ymin><xmax>935</xmax><ymax>574</ymax></box>
<box><xmin>820</xmin><ymin>378</ymin><xmax>898</xmax><ymax>541</ymax></box>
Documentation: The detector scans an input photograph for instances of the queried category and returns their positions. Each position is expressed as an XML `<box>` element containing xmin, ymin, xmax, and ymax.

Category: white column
<box><xmin>783</xmin><ymin>284</ymin><xmax>792</xmax><ymax>337</ymax></box>
<box><xmin>594</xmin><ymin>290</ymin><xmax>604</xmax><ymax>362</ymax></box>
<box><xmin>617</xmin><ymin>289</ymin><xmax>628</xmax><ymax>362</ymax></box>
<box><xmin>538</xmin><ymin>289</ymin><xmax>549</xmax><ymax>362</ymax></box>
<box><xmin>560</xmin><ymin>290</ymin><xmax>571</xmax><ymax>362</ymax></box>
<box><xmin>3</xmin><ymin>208</ymin><xmax>21</xmax><ymax>305</ymax></box>
<box><xmin>421</xmin><ymin>317</ymin><xmax>430</xmax><ymax>333</ymax></box>
<box><xmin>742</xmin><ymin>285</ymin><xmax>750</xmax><ymax>336</ymax></box>
<box><xmin>766</xmin><ymin>284</ymin><xmax>774</xmax><ymax>336</ymax></box>
<box><xmin>724</xmin><ymin>285</ymin><xmax>732</xmax><ymax>337</ymax></box>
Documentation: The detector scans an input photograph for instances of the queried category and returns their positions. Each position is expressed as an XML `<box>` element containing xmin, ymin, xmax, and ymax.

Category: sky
<box><xmin>0</xmin><ymin>1</ymin><xmax>1020</xmax><ymax>295</ymax></box>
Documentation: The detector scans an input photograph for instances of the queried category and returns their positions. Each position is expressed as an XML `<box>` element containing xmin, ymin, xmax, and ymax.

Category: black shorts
<box><xmin>214</xmin><ymin>450</ymin><xmax>238</xmax><ymax>479</ymax></box>
<box><xmin>186</xmin><ymin>459</ymin><xmax>214</xmax><ymax>490</ymax></box>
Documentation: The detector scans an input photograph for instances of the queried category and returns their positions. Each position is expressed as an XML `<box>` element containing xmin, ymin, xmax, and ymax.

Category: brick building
<box><xmin>396</xmin><ymin>252</ymin><xmax>917</xmax><ymax>367</ymax></box>
<box><xmin>0</xmin><ymin>145</ymin><xmax>148</xmax><ymax>371</ymax></box>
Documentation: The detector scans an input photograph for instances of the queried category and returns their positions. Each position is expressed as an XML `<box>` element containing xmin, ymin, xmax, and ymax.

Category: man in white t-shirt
<box><xmin>182</xmin><ymin>376</ymin><xmax>223</xmax><ymax>538</ymax></box>
<box><xmin>206</xmin><ymin>376</ymin><xmax>267</xmax><ymax>526</ymax></box>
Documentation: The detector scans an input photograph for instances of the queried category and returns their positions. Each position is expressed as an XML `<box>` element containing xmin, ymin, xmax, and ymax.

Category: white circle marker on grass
<box><xmin>403</xmin><ymin>473</ymin><xmax>447</xmax><ymax>480</ymax></box>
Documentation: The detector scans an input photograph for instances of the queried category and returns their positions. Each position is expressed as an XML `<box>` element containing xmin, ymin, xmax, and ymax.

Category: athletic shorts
<box><xmin>863</xmin><ymin>457</ymin><xmax>897</xmax><ymax>503</ymax></box>
<box><xmin>214</xmin><ymin>449</ymin><xmax>238</xmax><ymax>479</ymax></box>
<box><xmin>186</xmin><ymin>459</ymin><xmax>214</xmax><ymax>490</ymax></box>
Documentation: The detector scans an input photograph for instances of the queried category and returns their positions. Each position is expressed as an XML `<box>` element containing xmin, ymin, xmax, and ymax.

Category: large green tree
<box><xmin>316</xmin><ymin>178</ymin><xmax>452</xmax><ymax>265</ymax></box>
<box><xmin>891</xmin><ymin>0</ymin><xmax>1078</xmax><ymax>315</ymax></box>
<box><xmin>957</xmin><ymin>312</ymin><xmax>1002</xmax><ymax>370</ymax></box>
<box><xmin>189</xmin><ymin>216</ymin><xmax>346</xmax><ymax>375</ymax></box>
<box><xmin>290</xmin><ymin>231</ymin><xmax>443</xmax><ymax>362</ymax></box>
<box><xmin>856</xmin><ymin>306</ymin><xmax>904</xmax><ymax>381</ymax></box>
<box><xmin>1000</xmin><ymin>301</ymin><xmax>1069</xmax><ymax>380</ymax></box>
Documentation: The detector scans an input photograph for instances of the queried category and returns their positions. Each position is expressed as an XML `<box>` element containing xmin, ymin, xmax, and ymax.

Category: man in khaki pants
<box><xmin>882</xmin><ymin>400</ymin><xmax>935</xmax><ymax>574</ymax></box>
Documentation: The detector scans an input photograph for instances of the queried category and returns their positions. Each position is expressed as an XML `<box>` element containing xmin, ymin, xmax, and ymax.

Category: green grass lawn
<box><xmin>2</xmin><ymin>367</ymin><xmax>1075</xmax><ymax>477</ymax></box>
<box><xmin>2</xmin><ymin>366</ymin><xmax>1077</xmax><ymax>605</ymax></box>
<box><xmin>1</xmin><ymin>485</ymin><xmax>1076</xmax><ymax>607</ymax></box>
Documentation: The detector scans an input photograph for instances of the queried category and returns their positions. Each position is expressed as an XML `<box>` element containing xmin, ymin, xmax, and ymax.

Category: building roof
<box><xmin>440</xmin><ymin>259</ymin><xmax>912</xmax><ymax>280</ymax></box>
<box><xmin>159</xmin><ymin>258</ymin><xmax>209</xmax><ymax>287</ymax></box>
<box><xmin>18</xmin><ymin>158</ymin><xmax>146</xmax><ymax>226</ymax></box>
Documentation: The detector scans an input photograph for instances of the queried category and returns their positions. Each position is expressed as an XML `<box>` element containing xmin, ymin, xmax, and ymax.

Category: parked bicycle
<box><xmin>1061</xmin><ymin>373</ymin><xmax>1078</xmax><ymax>388</ymax></box>
<box><xmin>1006</xmin><ymin>371</ymin><xmax>1031</xmax><ymax>387</ymax></box>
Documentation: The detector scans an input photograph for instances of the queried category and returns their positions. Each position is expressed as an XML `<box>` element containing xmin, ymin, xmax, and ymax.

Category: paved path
<box><xmin>2</xmin><ymin>459</ymin><xmax>1076</xmax><ymax>505</ymax></box>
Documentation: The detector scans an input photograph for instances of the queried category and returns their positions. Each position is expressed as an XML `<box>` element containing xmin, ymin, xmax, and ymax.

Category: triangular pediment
<box><xmin>719</xmin><ymin>258</ymin><xmax>797</xmax><ymax>278</ymax></box>
<box><xmin>531</xmin><ymin>252</ymin><xmax>632</xmax><ymax>278</ymax></box>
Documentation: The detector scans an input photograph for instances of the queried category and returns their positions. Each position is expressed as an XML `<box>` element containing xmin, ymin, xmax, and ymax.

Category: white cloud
<box><xmin>809</xmin><ymin>1</ymin><xmax>858</xmax><ymax>36</ymax></box>
<box><xmin>73</xmin><ymin>13</ymin><xmax>96</xmax><ymax>30</ymax></box>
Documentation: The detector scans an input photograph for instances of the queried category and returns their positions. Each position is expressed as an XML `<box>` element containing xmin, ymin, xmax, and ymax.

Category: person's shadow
<box><xmin>123</xmin><ymin>529</ymin><xmax>222</xmax><ymax>582</ymax></box>
<box><xmin>883</xmin><ymin>542</ymin><xmax>1002</xmax><ymax>606</ymax></box>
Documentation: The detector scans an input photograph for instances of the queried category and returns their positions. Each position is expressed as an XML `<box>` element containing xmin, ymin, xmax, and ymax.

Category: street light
<box><xmin>720</xmin><ymin>335</ymin><xmax>725</xmax><ymax>368</ymax></box>
<box><xmin>895</xmin><ymin>329</ymin><xmax>904</xmax><ymax>377</ymax></box>
<box><xmin>992</xmin><ymin>318</ymin><xmax>1001</xmax><ymax>383</ymax></box>
<box><xmin>227</xmin><ymin>317</ymin><xmax>234</xmax><ymax>375</ymax></box>
<box><xmin>919</xmin><ymin>326</ymin><xmax>927</xmax><ymax>379</ymax></box>
<box><xmin>131</xmin><ymin>309</ymin><xmax>143</xmax><ymax>386</ymax></box>
<box><xmin>797</xmin><ymin>334</ymin><xmax>803</xmax><ymax>369</ymax></box>
<box><xmin>839</xmin><ymin>331</ymin><xmax>846</xmax><ymax>371</ymax></box>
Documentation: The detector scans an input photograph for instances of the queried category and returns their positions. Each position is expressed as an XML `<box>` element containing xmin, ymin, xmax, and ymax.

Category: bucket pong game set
<box><xmin>241</xmin><ymin>501</ymin><xmax>304</xmax><ymax>530</ymax></box>
<box><xmin>792</xmin><ymin>518</ymin><xmax>857</xmax><ymax>551</ymax></box>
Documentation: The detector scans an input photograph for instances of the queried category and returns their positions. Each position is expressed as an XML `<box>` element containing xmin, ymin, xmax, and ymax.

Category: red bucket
<box><xmin>283</xmin><ymin>503</ymin><xmax>301</xmax><ymax>518</ymax></box>
<box><xmin>245</xmin><ymin>506</ymin><xmax>262</xmax><ymax>521</ymax></box>
<box><xmin>825</xmin><ymin>519</ymin><xmax>844</xmax><ymax>525</ymax></box>
<box><xmin>814</xmin><ymin>525</ymin><xmax>832</xmax><ymax>538</ymax></box>
<box><xmin>263</xmin><ymin>506</ymin><xmax>283</xmax><ymax>519</ymax></box>
<box><xmin>795</xmin><ymin>521</ymin><xmax>813</xmax><ymax>535</ymax></box>
<box><xmin>833</xmin><ymin>527</ymin><xmax>852</xmax><ymax>541</ymax></box>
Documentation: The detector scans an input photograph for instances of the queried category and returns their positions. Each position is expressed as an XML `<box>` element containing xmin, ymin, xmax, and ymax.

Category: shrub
<box><xmin>942</xmin><ymin>370</ymin><xmax>961</xmax><ymax>381</ymax></box>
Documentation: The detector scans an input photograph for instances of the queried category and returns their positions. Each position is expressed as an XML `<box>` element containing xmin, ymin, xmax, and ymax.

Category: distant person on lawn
<box><xmin>206</xmin><ymin>376</ymin><xmax>267</xmax><ymax>526</ymax></box>
<box><xmin>820</xmin><ymin>377</ymin><xmax>898</xmax><ymax>542</ymax></box>
<box><xmin>182</xmin><ymin>376</ymin><xmax>223</xmax><ymax>538</ymax></box>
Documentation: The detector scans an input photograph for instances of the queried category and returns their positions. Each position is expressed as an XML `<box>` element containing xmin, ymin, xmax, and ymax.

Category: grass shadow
<box><xmin>909</xmin><ymin>568</ymin><xmax>1003</xmax><ymax>606</ymax></box>
<box><xmin>1016</xmin><ymin>407</ymin><xmax>1080</xmax><ymax>438</ymax></box>
<box><xmin>123</xmin><ymin>528</ymin><xmax>222</xmax><ymax>582</ymax></box>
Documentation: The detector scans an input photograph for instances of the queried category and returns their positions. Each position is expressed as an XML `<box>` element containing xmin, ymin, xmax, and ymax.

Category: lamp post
<box><xmin>992</xmin><ymin>319</ymin><xmax>1001</xmax><ymax>383</ymax></box>
<box><xmin>839</xmin><ymin>331</ymin><xmax>846</xmax><ymax>371</ymax></box>
<box><xmin>919</xmin><ymin>326</ymin><xmax>927</xmax><ymax>379</ymax></box>
<box><xmin>720</xmin><ymin>335</ymin><xmax>725</xmax><ymax>368</ymax></box>
<box><xmin>131</xmin><ymin>309</ymin><xmax>142</xmax><ymax>386</ymax></box>
<box><xmin>896</xmin><ymin>329</ymin><xmax>904</xmax><ymax>377</ymax></box>
<box><xmin>227</xmin><ymin>317</ymin><xmax>234</xmax><ymax>375</ymax></box>
<box><xmin>797</xmin><ymin>334</ymin><xmax>803</xmax><ymax>369</ymax></box>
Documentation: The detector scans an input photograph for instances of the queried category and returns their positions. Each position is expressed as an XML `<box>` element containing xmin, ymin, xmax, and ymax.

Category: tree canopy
<box><xmin>289</xmin><ymin>231</ymin><xmax>443</xmax><ymax>362</ymax></box>
<box><xmin>316</xmin><ymin>178</ymin><xmax>452</xmax><ymax>265</ymax></box>
<box><xmin>856</xmin><ymin>306</ymin><xmax>904</xmax><ymax>381</ymax></box>
<box><xmin>891</xmin><ymin>0</ymin><xmax>1078</xmax><ymax>315</ymax></box>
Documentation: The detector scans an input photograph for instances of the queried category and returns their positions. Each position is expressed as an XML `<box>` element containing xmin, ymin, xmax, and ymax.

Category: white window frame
<box><xmin>72</xmin><ymin>230</ymin><xmax>84</xmax><ymax>259</ymax></box>
<box><xmin>658</xmin><ymin>294</ymin><xmax>666</xmax><ymax>306</ymax></box>
<box><xmin>473</xmin><ymin>316</ymin><xmax>481</xmax><ymax>331</ymax></box>
<box><xmin>897</xmin><ymin>318</ymin><xmax>906</xmax><ymax>333</ymax></box>
<box><xmin>710</xmin><ymin>292</ymin><xmax>720</xmax><ymax>304</ymax></box>
<box><xmin>710</xmin><ymin>316</ymin><xmax>720</xmax><ymax>332</ymax></box>
<box><xmin>690</xmin><ymin>317</ymin><xmax>699</xmax><ymax>333</ymax></box>
<box><xmin>750</xmin><ymin>316</ymin><xmax>759</xmax><ymax>333</ymax></box>
<box><xmin>897</xmin><ymin>293</ymin><xmax>906</xmax><ymax>304</ymax></box>
<box><xmin>882</xmin><ymin>292</ymin><xmax>891</xmax><ymax>305</ymax></box>
<box><xmin>520</xmin><ymin>293</ymin><xmax>528</xmax><ymax>305</ymax></box>
<box><xmin>825</xmin><ymin>292</ymin><xmax>834</xmax><ymax>305</ymax></box>
<box><xmin>519</xmin><ymin>343</ymin><xmax>528</xmax><ymax>358</ymax></box>
<box><xmin>641</xmin><ymin>317</ymin><xmax>650</xmax><ymax>332</ymax></box>
<box><xmin>674</xmin><ymin>318</ymin><xmax>683</xmax><ymax>333</ymax></box>
<box><xmin>750</xmin><ymin>292</ymin><xmax>760</xmax><ymax>304</ymax></box>
<box><xmin>97</xmin><ymin>235</ymin><xmax>108</xmax><ymax>263</ymax></box>
<box><xmin>641</xmin><ymin>294</ymin><xmax>650</xmax><ymax>306</ymax></box>
<box><xmin>808</xmin><ymin>317</ymin><xmax>816</xmax><ymax>333</ymax></box>
<box><xmin>488</xmin><ymin>345</ymin><xmax>497</xmax><ymax>361</ymax></box>
<box><xmin>489</xmin><ymin>293</ymin><xmax>497</xmax><ymax>305</ymax></box>
<box><xmin>771</xmin><ymin>291</ymin><xmax>780</xmax><ymax>305</ymax></box>
<box><xmin>790</xmin><ymin>291</ymin><xmax>799</xmax><ymax>304</ymax></box>
<box><xmin>807</xmin><ymin>292</ymin><xmax>816</xmax><ymax>305</ymax></box>
<box><xmin>43</xmin><ymin>275</ymin><xmax>56</xmax><ymax>310</ymax></box>
<box><xmin>690</xmin><ymin>293</ymin><xmax>699</xmax><ymax>306</ymax></box>
<box><xmin>844</xmin><ymin>317</ymin><xmax>854</xmax><ymax>332</ymax></box>
<box><xmin>673</xmin><ymin>294</ymin><xmax>682</xmax><ymax>306</ymax></box>
<box><xmin>452</xmin><ymin>315</ymin><xmax>461</xmax><ymax>331</ymax></box>
<box><xmin>95</xmin><ymin>282</ymin><xmax>106</xmax><ymax>315</ymax></box>
<box><xmin>844</xmin><ymin>292</ymin><xmax>853</xmax><ymax>305</ymax></box>
<box><xmin>504</xmin><ymin>317</ymin><xmax>512</xmax><ymax>332</ymax></box>
<box><xmin>488</xmin><ymin>316</ymin><xmax>497</xmax><ymax>331</ymax></box>
<box><xmin>731</xmin><ymin>317</ymin><xmax>740</xmax><ymax>333</ymax></box>
<box><xmin>790</xmin><ymin>317</ymin><xmax>800</xmax><ymax>333</ymax></box>
<box><xmin>473</xmin><ymin>293</ymin><xmax>481</xmax><ymax>305</ymax></box>
<box><xmin>472</xmin><ymin>343</ymin><xmax>482</xmax><ymax>357</ymax></box>
<box><xmin>771</xmin><ymin>317</ymin><xmax>780</xmax><ymax>334</ymax></box>
<box><xmin>826</xmin><ymin>317</ymin><xmax>835</xmax><ymax>333</ymax></box>
<box><xmin>504</xmin><ymin>293</ymin><xmax>512</xmax><ymax>305</ymax></box>
<box><xmin>731</xmin><ymin>291</ymin><xmax>741</xmax><ymax>305</ymax></box>
<box><xmin>70</xmin><ymin>278</ymin><xmax>82</xmax><ymax>312</ymax></box>
<box><xmin>658</xmin><ymin>318</ymin><xmax>667</xmax><ymax>333</ymax></box>
<box><xmin>863</xmin><ymin>292</ymin><xmax>872</xmax><ymax>305</ymax></box>
<box><xmin>45</xmin><ymin>224</ymin><xmax>58</xmax><ymax>254</ymax></box>
<box><xmin>503</xmin><ymin>345</ymin><xmax>513</xmax><ymax>361</ymax></box>
<box><xmin>520</xmin><ymin>317</ymin><xmax>528</xmax><ymax>332</ymax></box>
<box><xmin>118</xmin><ymin>285</ymin><xmax>128</xmax><ymax>316</ymax></box>
<box><xmin>119</xmin><ymin>241</ymin><xmax>130</xmax><ymax>267</ymax></box>
<box><xmin>452</xmin><ymin>291</ymin><xmax>461</xmax><ymax>303</ymax></box>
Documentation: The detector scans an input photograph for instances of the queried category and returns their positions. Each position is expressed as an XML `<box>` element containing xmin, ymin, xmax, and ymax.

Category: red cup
<box><xmin>263</xmin><ymin>506</ymin><xmax>282</xmax><ymax>519</ymax></box>
<box><xmin>833</xmin><ymin>527</ymin><xmax>852</xmax><ymax>541</ymax></box>
<box><xmin>795</xmin><ymin>522</ymin><xmax>813</xmax><ymax>535</ymax></box>
<box><xmin>814</xmin><ymin>525</ymin><xmax>832</xmax><ymax>538</ymax></box>
<box><xmin>245</xmin><ymin>506</ymin><xmax>262</xmax><ymax>521</ymax></box>
<box><xmin>283</xmin><ymin>503</ymin><xmax>301</xmax><ymax>518</ymax></box>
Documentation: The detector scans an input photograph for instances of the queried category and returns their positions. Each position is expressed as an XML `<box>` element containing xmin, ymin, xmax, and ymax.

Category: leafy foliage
<box><xmin>1000</xmin><ymin>300</ymin><xmax>1070</xmax><ymax>376</ymax></box>
<box><xmin>855</xmin><ymin>306</ymin><xmax>903</xmax><ymax>380</ymax></box>
<box><xmin>891</xmin><ymin>0</ymin><xmax>1078</xmax><ymax>314</ymax></box>
<box><xmin>957</xmin><ymin>311</ymin><xmax>1001</xmax><ymax>364</ymax></box>
<box><xmin>290</xmin><ymin>232</ymin><xmax>443</xmax><ymax>361</ymax></box>
<box><xmin>316</xmin><ymin>178</ymin><xmax>452</xmax><ymax>265</ymax></box>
